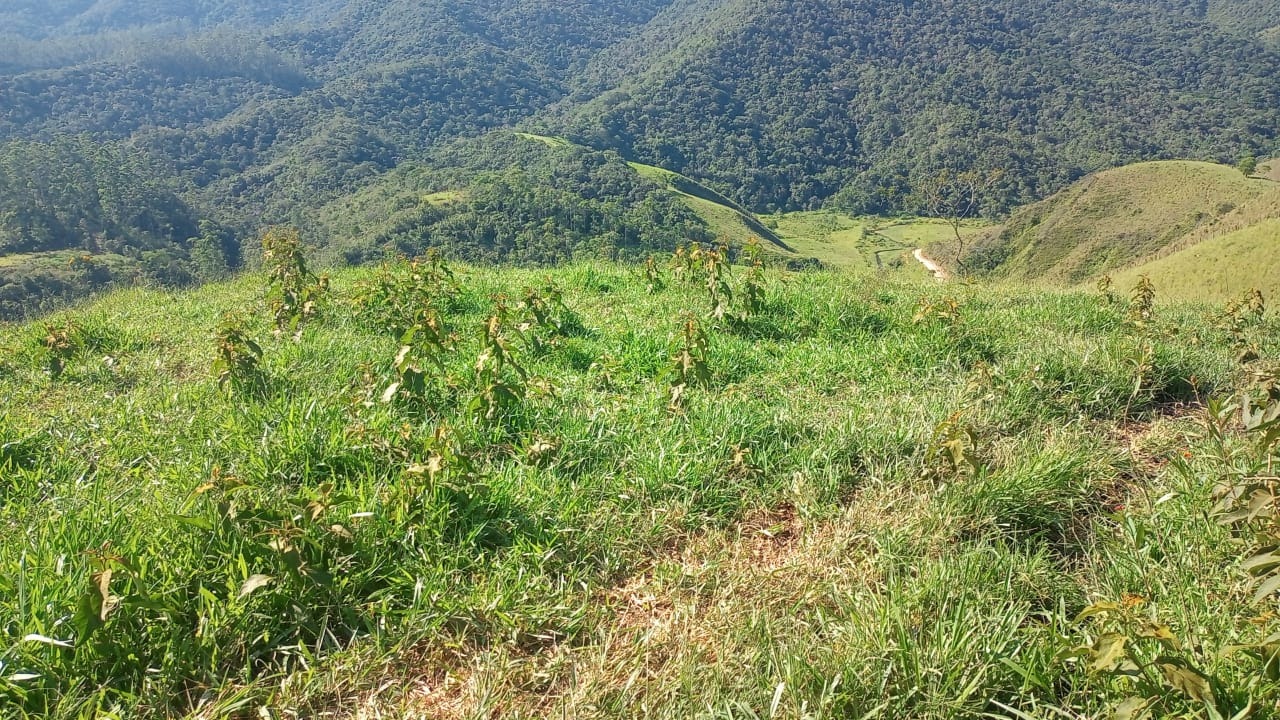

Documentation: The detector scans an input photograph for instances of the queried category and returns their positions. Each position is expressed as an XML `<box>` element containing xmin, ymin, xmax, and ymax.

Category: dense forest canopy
<box><xmin>0</xmin><ymin>0</ymin><xmax>1277</xmax><ymax>316</ymax></box>
<box><xmin>315</xmin><ymin>132</ymin><xmax>714</xmax><ymax>265</ymax></box>
<box><xmin>549</xmin><ymin>0</ymin><xmax>1280</xmax><ymax>214</ymax></box>
<box><xmin>0</xmin><ymin>137</ymin><xmax>239</xmax><ymax>319</ymax></box>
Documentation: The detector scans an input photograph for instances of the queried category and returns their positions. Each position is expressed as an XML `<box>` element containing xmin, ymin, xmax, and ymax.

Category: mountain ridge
<box><xmin>0</xmin><ymin>0</ymin><xmax>1279</xmax><ymax>316</ymax></box>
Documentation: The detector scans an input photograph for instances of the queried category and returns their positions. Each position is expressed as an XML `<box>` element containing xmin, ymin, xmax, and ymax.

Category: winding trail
<box><xmin>913</xmin><ymin>249</ymin><xmax>948</xmax><ymax>281</ymax></box>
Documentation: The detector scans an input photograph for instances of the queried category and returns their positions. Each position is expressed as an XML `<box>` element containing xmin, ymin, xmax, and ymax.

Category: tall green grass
<box><xmin>0</xmin><ymin>260</ymin><xmax>1276</xmax><ymax>718</ymax></box>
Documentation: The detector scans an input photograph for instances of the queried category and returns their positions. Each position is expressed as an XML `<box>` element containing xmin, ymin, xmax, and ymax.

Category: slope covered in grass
<box><xmin>966</xmin><ymin>161</ymin><xmax>1277</xmax><ymax>284</ymax></box>
<box><xmin>1263</xmin><ymin>157</ymin><xmax>1280</xmax><ymax>182</ymax></box>
<box><xmin>3</xmin><ymin>256</ymin><xmax>1280</xmax><ymax>718</ymax></box>
<box><xmin>626</xmin><ymin>159</ymin><xmax>790</xmax><ymax>251</ymax></box>
<box><xmin>1113</xmin><ymin>219</ymin><xmax>1280</xmax><ymax>303</ymax></box>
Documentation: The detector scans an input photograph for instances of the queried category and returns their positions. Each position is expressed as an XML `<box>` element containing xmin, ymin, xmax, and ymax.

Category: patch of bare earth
<box><xmin>471</xmin><ymin>489</ymin><xmax>912</xmax><ymax>717</ymax></box>
<box><xmin>335</xmin><ymin>648</ymin><xmax>478</xmax><ymax>720</ymax></box>
<box><xmin>349</xmin><ymin>480</ymin><xmax>923</xmax><ymax>719</ymax></box>
<box><xmin>1113</xmin><ymin>402</ymin><xmax>1203</xmax><ymax>482</ymax></box>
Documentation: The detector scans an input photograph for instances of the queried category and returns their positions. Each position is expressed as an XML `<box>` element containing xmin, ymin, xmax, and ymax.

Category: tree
<box><xmin>190</xmin><ymin>220</ymin><xmax>241</xmax><ymax>281</ymax></box>
<box><xmin>1238</xmin><ymin>155</ymin><xmax>1258</xmax><ymax>177</ymax></box>
<box><xmin>912</xmin><ymin>168</ymin><xmax>1004</xmax><ymax>274</ymax></box>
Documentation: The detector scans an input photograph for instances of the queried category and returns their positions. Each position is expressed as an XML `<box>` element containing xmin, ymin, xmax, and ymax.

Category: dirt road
<box><xmin>913</xmin><ymin>249</ymin><xmax>947</xmax><ymax>281</ymax></box>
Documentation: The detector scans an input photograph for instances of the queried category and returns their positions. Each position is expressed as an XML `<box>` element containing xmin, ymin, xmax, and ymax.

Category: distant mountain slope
<box><xmin>957</xmin><ymin>161</ymin><xmax>1277</xmax><ymax>284</ymax></box>
<box><xmin>548</xmin><ymin>0</ymin><xmax>1280</xmax><ymax>214</ymax></box>
<box><xmin>311</xmin><ymin>132</ymin><xmax>715</xmax><ymax>265</ymax></box>
<box><xmin>0</xmin><ymin>0</ymin><xmax>315</xmax><ymax>39</ymax></box>
<box><xmin>2</xmin><ymin>0</ymin><xmax>1280</xmax><ymax>316</ymax></box>
<box><xmin>0</xmin><ymin>1</ymin><xmax>677</xmax><ymax>232</ymax></box>
<box><xmin>1206</xmin><ymin>0</ymin><xmax>1280</xmax><ymax>45</ymax></box>
<box><xmin>0</xmin><ymin>137</ymin><xmax>228</xmax><ymax>319</ymax></box>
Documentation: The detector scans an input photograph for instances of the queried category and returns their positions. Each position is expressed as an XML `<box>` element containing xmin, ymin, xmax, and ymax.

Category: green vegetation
<box><xmin>768</xmin><ymin>211</ymin><xmax>873</xmax><ymax>267</ymax></box>
<box><xmin>1204</xmin><ymin>0</ymin><xmax>1280</xmax><ymax>43</ymax></box>
<box><xmin>313</xmin><ymin>133</ymin><xmax>713</xmax><ymax>266</ymax></box>
<box><xmin>0</xmin><ymin>0</ymin><xmax>679</xmax><ymax>267</ymax></box>
<box><xmin>0</xmin><ymin>0</ymin><xmax>1277</xmax><ymax>289</ymax></box>
<box><xmin>0</xmin><ymin>138</ymin><xmax>235</xmax><ymax>320</ymax></box>
<box><xmin>627</xmin><ymin>160</ymin><xmax>787</xmax><ymax>251</ymax></box>
<box><xmin>0</xmin><ymin>0</ymin><xmax>1277</xmax><ymax>317</ymax></box>
<box><xmin>764</xmin><ymin>211</ymin><xmax>988</xmax><ymax>270</ymax></box>
<box><xmin>5</xmin><ymin>255</ymin><xmax>1280</xmax><ymax>717</ymax></box>
<box><xmin>1112</xmin><ymin>220</ymin><xmax>1280</xmax><ymax>304</ymax></box>
<box><xmin>556</xmin><ymin>0</ymin><xmax>1280</xmax><ymax>214</ymax></box>
<box><xmin>312</xmin><ymin>132</ymin><xmax>979</xmax><ymax>274</ymax></box>
<box><xmin>515</xmin><ymin>132</ymin><xmax>574</xmax><ymax>149</ymax></box>
<box><xmin>962</xmin><ymin>161</ymin><xmax>1279</xmax><ymax>285</ymax></box>
<box><xmin>7</xmin><ymin>3</ymin><xmax>1280</xmax><ymax>718</ymax></box>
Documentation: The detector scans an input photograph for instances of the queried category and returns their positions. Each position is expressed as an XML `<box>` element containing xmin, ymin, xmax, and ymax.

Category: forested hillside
<box><xmin>0</xmin><ymin>0</ymin><xmax>678</xmax><ymax>233</ymax></box>
<box><xmin>1</xmin><ymin>0</ymin><xmax>1279</xmax><ymax>318</ymax></box>
<box><xmin>551</xmin><ymin>0</ymin><xmax>1280</xmax><ymax>213</ymax></box>
<box><xmin>0</xmin><ymin>138</ymin><xmax>237</xmax><ymax>319</ymax></box>
<box><xmin>314</xmin><ymin>132</ymin><xmax>714</xmax><ymax>265</ymax></box>
<box><xmin>1204</xmin><ymin>0</ymin><xmax>1280</xmax><ymax>45</ymax></box>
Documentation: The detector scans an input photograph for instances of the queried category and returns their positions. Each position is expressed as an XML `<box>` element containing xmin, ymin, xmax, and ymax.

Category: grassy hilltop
<box><xmin>963</xmin><ymin>161</ymin><xmax>1274</xmax><ymax>284</ymax></box>
<box><xmin>2</xmin><ymin>1</ymin><xmax>1280</xmax><ymax>715</ymax></box>
<box><xmin>4</xmin><ymin>246</ymin><xmax>1280</xmax><ymax>718</ymax></box>
<box><xmin>955</xmin><ymin>161</ymin><xmax>1280</xmax><ymax>304</ymax></box>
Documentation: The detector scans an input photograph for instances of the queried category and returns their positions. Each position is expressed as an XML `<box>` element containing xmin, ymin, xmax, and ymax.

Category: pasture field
<box><xmin>3</xmin><ymin>253</ymin><xmax>1280</xmax><ymax>718</ymax></box>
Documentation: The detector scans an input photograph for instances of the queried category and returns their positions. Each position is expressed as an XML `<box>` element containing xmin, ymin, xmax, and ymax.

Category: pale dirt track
<box><xmin>913</xmin><ymin>249</ymin><xmax>948</xmax><ymax>281</ymax></box>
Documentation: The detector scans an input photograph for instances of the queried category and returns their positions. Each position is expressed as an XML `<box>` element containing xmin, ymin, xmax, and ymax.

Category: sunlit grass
<box><xmin>1</xmin><ymin>259</ymin><xmax>1277</xmax><ymax>718</ymax></box>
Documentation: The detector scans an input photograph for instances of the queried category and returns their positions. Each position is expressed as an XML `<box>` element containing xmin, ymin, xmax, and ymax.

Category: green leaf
<box><xmin>126</xmin><ymin>594</ymin><xmax>175</xmax><ymax>613</ymax></box>
<box><xmin>72</xmin><ymin>588</ymin><xmax>105</xmax><ymax>645</ymax></box>
<box><xmin>168</xmin><ymin>514</ymin><xmax>214</xmax><ymax>531</ymax></box>
<box><xmin>998</xmin><ymin>656</ymin><xmax>1050</xmax><ymax>692</ymax></box>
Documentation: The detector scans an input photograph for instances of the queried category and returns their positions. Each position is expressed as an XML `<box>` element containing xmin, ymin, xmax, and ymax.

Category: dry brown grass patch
<box><xmin>364</xmin><ymin>484</ymin><xmax>924</xmax><ymax>719</ymax></box>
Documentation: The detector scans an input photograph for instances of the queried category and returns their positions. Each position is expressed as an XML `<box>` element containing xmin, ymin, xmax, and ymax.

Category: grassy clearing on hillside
<box><xmin>766</xmin><ymin>211</ymin><xmax>871</xmax><ymax>267</ymax></box>
<box><xmin>421</xmin><ymin>190</ymin><xmax>465</xmax><ymax>205</ymax></box>
<box><xmin>769</xmin><ymin>212</ymin><xmax>987</xmax><ymax>270</ymax></box>
<box><xmin>3</xmin><ymin>256</ymin><xmax>1280</xmax><ymax>719</ymax></box>
<box><xmin>626</xmin><ymin>161</ymin><xmax>791</xmax><ymax>254</ymax></box>
<box><xmin>1113</xmin><ymin>219</ymin><xmax>1280</xmax><ymax>303</ymax></box>
<box><xmin>973</xmin><ymin>161</ymin><xmax>1275</xmax><ymax>284</ymax></box>
<box><xmin>1261</xmin><ymin>158</ymin><xmax>1280</xmax><ymax>182</ymax></box>
<box><xmin>877</xmin><ymin>218</ymin><xmax>982</xmax><ymax>250</ymax></box>
<box><xmin>514</xmin><ymin>133</ymin><xmax>574</xmax><ymax>149</ymax></box>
